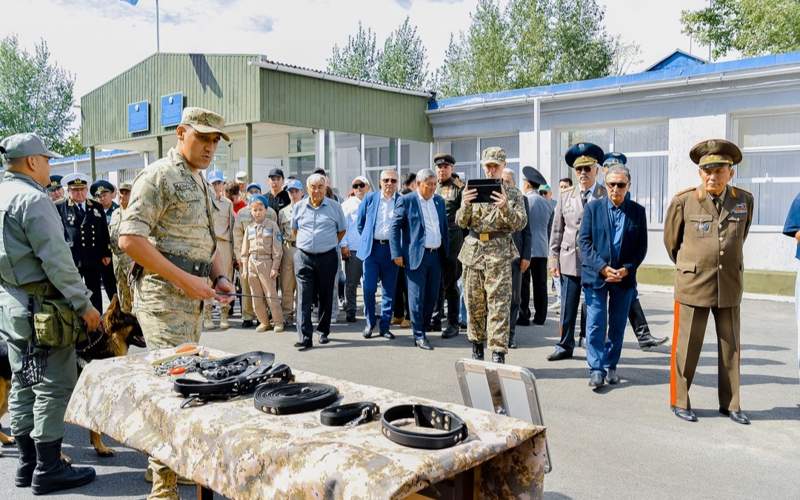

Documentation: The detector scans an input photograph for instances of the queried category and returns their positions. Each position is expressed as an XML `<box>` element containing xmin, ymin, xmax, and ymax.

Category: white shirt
<box><xmin>417</xmin><ymin>193</ymin><xmax>441</xmax><ymax>249</ymax></box>
<box><xmin>373</xmin><ymin>194</ymin><xmax>395</xmax><ymax>240</ymax></box>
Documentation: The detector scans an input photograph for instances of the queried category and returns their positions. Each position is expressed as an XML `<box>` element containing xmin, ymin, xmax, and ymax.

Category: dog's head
<box><xmin>102</xmin><ymin>295</ymin><xmax>146</xmax><ymax>355</ymax></box>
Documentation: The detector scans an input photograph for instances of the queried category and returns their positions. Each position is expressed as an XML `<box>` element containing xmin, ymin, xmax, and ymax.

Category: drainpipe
<box><xmin>90</xmin><ymin>146</ymin><xmax>96</xmax><ymax>181</ymax></box>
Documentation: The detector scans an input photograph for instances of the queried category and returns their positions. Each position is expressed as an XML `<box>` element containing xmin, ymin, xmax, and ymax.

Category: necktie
<box><xmin>581</xmin><ymin>191</ymin><xmax>590</xmax><ymax>207</ymax></box>
<box><xmin>77</xmin><ymin>204</ymin><xmax>85</xmax><ymax>217</ymax></box>
<box><xmin>712</xmin><ymin>196</ymin><xmax>722</xmax><ymax>214</ymax></box>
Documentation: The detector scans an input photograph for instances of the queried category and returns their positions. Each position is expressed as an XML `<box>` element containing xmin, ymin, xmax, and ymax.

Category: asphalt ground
<box><xmin>1</xmin><ymin>289</ymin><xmax>798</xmax><ymax>499</ymax></box>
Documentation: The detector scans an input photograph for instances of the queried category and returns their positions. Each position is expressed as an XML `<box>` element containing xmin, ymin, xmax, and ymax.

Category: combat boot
<box><xmin>31</xmin><ymin>439</ymin><xmax>95</xmax><ymax>495</ymax></box>
<box><xmin>14</xmin><ymin>433</ymin><xmax>36</xmax><ymax>487</ymax></box>
<box><xmin>219</xmin><ymin>305</ymin><xmax>231</xmax><ymax>330</ymax></box>
<box><xmin>471</xmin><ymin>342</ymin><xmax>484</xmax><ymax>360</ymax></box>
<box><xmin>491</xmin><ymin>351</ymin><xmax>505</xmax><ymax>364</ymax></box>
<box><xmin>148</xmin><ymin>462</ymin><xmax>179</xmax><ymax>500</ymax></box>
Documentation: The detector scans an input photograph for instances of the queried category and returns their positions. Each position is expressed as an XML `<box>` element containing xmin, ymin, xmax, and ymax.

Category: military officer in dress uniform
<box><xmin>47</xmin><ymin>175</ymin><xmax>65</xmax><ymax>204</ymax></box>
<box><xmin>432</xmin><ymin>153</ymin><xmax>465</xmax><ymax>339</ymax></box>
<box><xmin>664</xmin><ymin>139</ymin><xmax>754</xmax><ymax>425</ymax></box>
<box><xmin>548</xmin><ymin>143</ymin><xmax>607</xmax><ymax>361</ymax></box>
<box><xmin>90</xmin><ymin>179</ymin><xmax>119</xmax><ymax>224</ymax></box>
<box><xmin>58</xmin><ymin>172</ymin><xmax>113</xmax><ymax>313</ymax></box>
<box><xmin>457</xmin><ymin>147</ymin><xmax>528</xmax><ymax>364</ymax></box>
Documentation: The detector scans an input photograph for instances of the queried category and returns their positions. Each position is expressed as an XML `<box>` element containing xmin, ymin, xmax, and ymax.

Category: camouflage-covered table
<box><xmin>65</xmin><ymin>348</ymin><xmax>546</xmax><ymax>499</ymax></box>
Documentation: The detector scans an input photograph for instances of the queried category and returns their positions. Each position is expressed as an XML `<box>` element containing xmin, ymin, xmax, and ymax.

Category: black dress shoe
<box><xmin>516</xmin><ymin>317</ymin><xmax>530</xmax><ymax>326</ymax></box>
<box><xmin>429</xmin><ymin>321</ymin><xmax>442</xmax><ymax>332</ymax></box>
<box><xmin>719</xmin><ymin>408</ymin><xmax>751</xmax><ymax>425</ymax></box>
<box><xmin>547</xmin><ymin>349</ymin><xmax>573</xmax><ymax>361</ymax></box>
<box><xmin>472</xmin><ymin>342</ymin><xmax>484</xmax><ymax>360</ymax></box>
<box><xmin>241</xmin><ymin>319</ymin><xmax>255</xmax><ymax>328</ymax></box>
<box><xmin>459</xmin><ymin>322</ymin><xmax>467</xmax><ymax>331</ymax></box>
<box><xmin>532</xmin><ymin>319</ymin><xmax>546</xmax><ymax>326</ymax></box>
<box><xmin>491</xmin><ymin>351</ymin><xmax>505</xmax><ymax>364</ymax></box>
<box><xmin>638</xmin><ymin>333</ymin><xmax>669</xmax><ymax>349</ymax></box>
<box><xmin>672</xmin><ymin>406</ymin><xmax>698</xmax><ymax>422</ymax></box>
<box><xmin>346</xmin><ymin>314</ymin><xmax>357</xmax><ymax>323</ymax></box>
<box><xmin>380</xmin><ymin>330</ymin><xmax>395</xmax><ymax>340</ymax></box>
<box><xmin>415</xmin><ymin>338</ymin><xmax>433</xmax><ymax>350</ymax></box>
<box><xmin>362</xmin><ymin>326</ymin><xmax>374</xmax><ymax>339</ymax></box>
<box><xmin>294</xmin><ymin>338</ymin><xmax>313</xmax><ymax>351</ymax></box>
<box><xmin>441</xmin><ymin>325</ymin><xmax>459</xmax><ymax>339</ymax></box>
<box><xmin>317</xmin><ymin>332</ymin><xmax>330</xmax><ymax>345</ymax></box>
<box><xmin>508</xmin><ymin>333</ymin><xmax>518</xmax><ymax>349</ymax></box>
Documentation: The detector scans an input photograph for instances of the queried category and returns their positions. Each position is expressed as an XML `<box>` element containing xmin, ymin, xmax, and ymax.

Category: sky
<box><xmin>4</xmin><ymin>0</ymin><xmax>716</xmax><ymax>101</ymax></box>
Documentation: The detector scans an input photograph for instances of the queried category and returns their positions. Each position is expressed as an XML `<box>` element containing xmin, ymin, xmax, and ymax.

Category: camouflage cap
<box><xmin>180</xmin><ymin>107</ymin><xmax>230</xmax><ymax>142</ymax></box>
<box><xmin>480</xmin><ymin>147</ymin><xmax>507</xmax><ymax>166</ymax></box>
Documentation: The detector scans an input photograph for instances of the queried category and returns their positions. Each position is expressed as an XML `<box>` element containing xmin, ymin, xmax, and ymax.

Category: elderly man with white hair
<box><xmin>291</xmin><ymin>173</ymin><xmax>347</xmax><ymax>351</ymax></box>
<box><xmin>340</xmin><ymin>175</ymin><xmax>371</xmax><ymax>323</ymax></box>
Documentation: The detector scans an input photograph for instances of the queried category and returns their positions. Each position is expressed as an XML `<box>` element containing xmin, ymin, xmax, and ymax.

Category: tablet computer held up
<box><xmin>466</xmin><ymin>179</ymin><xmax>502</xmax><ymax>204</ymax></box>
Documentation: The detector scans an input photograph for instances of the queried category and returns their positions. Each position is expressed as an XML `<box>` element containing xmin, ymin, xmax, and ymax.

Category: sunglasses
<box><xmin>608</xmin><ymin>182</ymin><xmax>628</xmax><ymax>189</ymax></box>
<box><xmin>381</xmin><ymin>178</ymin><xmax>398</xmax><ymax>184</ymax></box>
<box><xmin>574</xmin><ymin>166</ymin><xmax>593</xmax><ymax>173</ymax></box>
<box><xmin>352</xmin><ymin>183</ymin><xmax>366</xmax><ymax>189</ymax></box>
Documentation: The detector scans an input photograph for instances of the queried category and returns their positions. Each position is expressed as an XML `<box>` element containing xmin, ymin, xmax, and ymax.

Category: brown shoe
<box><xmin>391</xmin><ymin>316</ymin><xmax>403</xmax><ymax>326</ymax></box>
<box><xmin>400</xmin><ymin>319</ymin><xmax>411</xmax><ymax>328</ymax></box>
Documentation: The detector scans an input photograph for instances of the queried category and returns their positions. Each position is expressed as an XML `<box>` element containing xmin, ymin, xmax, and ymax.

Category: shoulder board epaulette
<box><xmin>561</xmin><ymin>186</ymin><xmax>576</xmax><ymax>193</ymax></box>
<box><xmin>730</xmin><ymin>185</ymin><xmax>752</xmax><ymax>198</ymax></box>
<box><xmin>675</xmin><ymin>186</ymin><xmax>696</xmax><ymax>197</ymax></box>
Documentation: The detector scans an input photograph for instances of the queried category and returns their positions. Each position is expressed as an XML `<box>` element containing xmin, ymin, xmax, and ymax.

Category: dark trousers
<box><xmin>585</xmin><ymin>284</ymin><xmax>636</xmax><ymax>376</ymax></box>
<box><xmin>294</xmin><ymin>248</ymin><xmax>338</xmax><ymax>340</ymax></box>
<box><xmin>100</xmin><ymin>261</ymin><xmax>116</xmax><ymax>301</ymax></box>
<box><xmin>434</xmin><ymin>252</ymin><xmax>462</xmax><ymax>327</ymax></box>
<box><xmin>628</xmin><ymin>297</ymin><xmax>650</xmax><ymax>338</ymax></box>
<box><xmin>556</xmin><ymin>274</ymin><xmax>585</xmax><ymax>353</ymax></box>
<box><xmin>343</xmin><ymin>255</ymin><xmax>363</xmax><ymax>317</ymax></box>
<box><xmin>393</xmin><ymin>267</ymin><xmax>410</xmax><ymax>320</ymax></box>
<box><xmin>510</xmin><ymin>259</ymin><xmax>522</xmax><ymax>336</ymax></box>
<box><xmin>80</xmin><ymin>263</ymin><xmax>103</xmax><ymax>312</ymax></box>
<box><xmin>519</xmin><ymin>267</ymin><xmax>531</xmax><ymax>322</ymax></box>
<box><xmin>406</xmin><ymin>250</ymin><xmax>442</xmax><ymax>340</ymax></box>
<box><xmin>362</xmin><ymin>242</ymin><xmax>398</xmax><ymax>332</ymax></box>
<box><xmin>530</xmin><ymin>257</ymin><xmax>548</xmax><ymax>324</ymax></box>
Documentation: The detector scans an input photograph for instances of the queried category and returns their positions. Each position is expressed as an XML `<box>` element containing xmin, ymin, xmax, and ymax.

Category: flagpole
<box><xmin>156</xmin><ymin>0</ymin><xmax>160</xmax><ymax>52</ymax></box>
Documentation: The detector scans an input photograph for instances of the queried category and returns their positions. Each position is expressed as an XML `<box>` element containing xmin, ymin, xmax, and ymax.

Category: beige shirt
<box><xmin>241</xmin><ymin>219</ymin><xmax>283</xmax><ymax>272</ymax></box>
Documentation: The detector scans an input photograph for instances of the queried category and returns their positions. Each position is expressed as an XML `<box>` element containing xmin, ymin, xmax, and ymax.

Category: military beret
<box><xmin>48</xmin><ymin>174</ymin><xmax>63</xmax><ymax>191</ymax></box>
<box><xmin>689</xmin><ymin>139</ymin><xmax>742</xmax><ymax>168</ymax></box>
<box><xmin>62</xmin><ymin>172</ymin><xmax>90</xmax><ymax>188</ymax></box>
<box><xmin>90</xmin><ymin>179</ymin><xmax>115</xmax><ymax>196</ymax></box>
<box><xmin>522</xmin><ymin>166</ymin><xmax>547</xmax><ymax>186</ymax></box>
<box><xmin>480</xmin><ymin>147</ymin><xmax>506</xmax><ymax>166</ymax></box>
<box><xmin>565</xmin><ymin>143</ymin><xmax>605</xmax><ymax>169</ymax></box>
<box><xmin>180</xmin><ymin>107</ymin><xmax>230</xmax><ymax>142</ymax></box>
<box><xmin>433</xmin><ymin>153</ymin><xmax>456</xmax><ymax>166</ymax></box>
<box><xmin>119</xmin><ymin>182</ymin><xmax>133</xmax><ymax>191</ymax></box>
<box><xmin>603</xmin><ymin>152</ymin><xmax>627</xmax><ymax>167</ymax></box>
<box><xmin>246</xmin><ymin>182</ymin><xmax>262</xmax><ymax>193</ymax></box>
<box><xmin>206</xmin><ymin>169</ymin><xmax>225</xmax><ymax>183</ymax></box>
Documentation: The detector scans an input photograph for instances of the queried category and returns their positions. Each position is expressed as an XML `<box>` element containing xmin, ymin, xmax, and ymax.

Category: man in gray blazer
<box><xmin>548</xmin><ymin>143</ymin><xmax>607</xmax><ymax>361</ymax></box>
<box><xmin>521</xmin><ymin>166</ymin><xmax>554</xmax><ymax>327</ymax></box>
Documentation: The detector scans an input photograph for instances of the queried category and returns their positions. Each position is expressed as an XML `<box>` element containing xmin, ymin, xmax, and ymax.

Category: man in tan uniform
<box><xmin>233</xmin><ymin>185</ymin><xmax>277</xmax><ymax>328</ymax></box>
<box><xmin>119</xmin><ymin>107</ymin><xmax>235</xmax><ymax>499</ymax></box>
<box><xmin>664</xmin><ymin>139</ymin><xmax>754</xmax><ymax>425</ymax></box>
<box><xmin>204</xmin><ymin>170</ymin><xmax>235</xmax><ymax>330</ymax></box>
<box><xmin>109</xmin><ymin>181</ymin><xmax>133</xmax><ymax>312</ymax></box>
<box><xmin>279</xmin><ymin>179</ymin><xmax>305</xmax><ymax>325</ymax></box>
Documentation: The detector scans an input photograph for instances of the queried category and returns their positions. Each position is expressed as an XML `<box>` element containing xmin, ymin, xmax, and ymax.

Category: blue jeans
<box><xmin>362</xmin><ymin>242</ymin><xmax>398</xmax><ymax>332</ymax></box>
<box><xmin>406</xmin><ymin>250</ymin><xmax>442</xmax><ymax>340</ymax></box>
<box><xmin>584</xmin><ymin>284</ymin><xmax>636</xmax><ymax>376</ymax></box>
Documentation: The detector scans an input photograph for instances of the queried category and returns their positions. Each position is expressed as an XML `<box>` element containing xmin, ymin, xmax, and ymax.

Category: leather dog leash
<box><xmin>320</xmin><ymin>402</ymin><xmax>380</xmax><ymax>427</ymax></box>
<box><xmin>254</xmin><ymin>382</ymin><xmax>339</xmax><ymax>415</ymax></box>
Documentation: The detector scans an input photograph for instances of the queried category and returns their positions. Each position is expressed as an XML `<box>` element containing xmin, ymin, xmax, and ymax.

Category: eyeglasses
<box><xmin>575</xmin><ymin>166</ymin><xmax>593</xmax><ymax>173</ymax></box>
<box><xmin>352</xmin><ymin>183</ymin><xmax>366</xmax><ymax>189</ymax></box>
<box><xmin>382</xmin><ymin>178</ymin><xmax>398</xmax><ymax>184</ymax></box>
<box><xmin>608</xmin><ymin>182</ymin><xmax>628</xmax><ymax>189</ymax></box>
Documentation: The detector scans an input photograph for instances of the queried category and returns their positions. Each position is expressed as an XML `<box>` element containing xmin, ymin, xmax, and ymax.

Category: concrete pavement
<box><xmin>1</xmin><ymin>289</ymin><xmax>798</xmax><ymax>499</ymax></box>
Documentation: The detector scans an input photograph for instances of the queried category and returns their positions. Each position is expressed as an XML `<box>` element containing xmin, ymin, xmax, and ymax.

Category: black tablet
<box><xmin>466</xmin><ymin>179</ymin><xmax>502</xmax><ymax>203</ymax></box>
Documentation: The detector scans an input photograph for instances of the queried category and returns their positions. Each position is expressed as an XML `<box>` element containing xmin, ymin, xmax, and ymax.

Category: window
<box><xmin>435</xmin><ymin>135</ymin><xmax>520</xmax><ymax>183</ymax></box>
<box><xmin>558</xmin><ymin>122</ymin><xmax>668</xmax><ymax>224</ymax></box>
<box><xmin>364</xmin><ymin>136</ymin><xmax>398</xmax><ymax>188</ymax></box>
<box><xmin>288</xmin><ymin>130</ymin><xmax>316</xmax><ymax>182</ymax></box>
<box><xmin>733</xmin><ymin>112</ymin><xmax>800</xmax><ymax>225</ymax></box>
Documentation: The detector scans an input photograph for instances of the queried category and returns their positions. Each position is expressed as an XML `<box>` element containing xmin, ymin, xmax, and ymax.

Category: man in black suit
<box><xmin>90</xmin><ymin>179</ymin><xmax>118</xmax><ymax>303</ymax></box>
<box><xmin>501</xmin><ymin>168</ymin><xmax>531</xmax><ymax>349</ymax></box>
<box><xmin>59</xmin><ymin>173</ymin><xmax>113</xmax><ymax>312</ymax></box>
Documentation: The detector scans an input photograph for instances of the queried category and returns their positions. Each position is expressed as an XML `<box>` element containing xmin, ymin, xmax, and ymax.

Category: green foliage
<box><xmin>0</xmin><ymin>35</ymin><xmax>77</xmax><ymax>153</ymax></box>
<box><xmin>59</xmin><ymin>131</ymin><xmax>86</xmax><ymax>157</ymax></box>
<box><xmin>681</xmin><ymin>0</ymin><xmax>800</xmax><ymax>59</ymax></box>
<box><xmin>377</xmin><ymin>17</ymin><xmax>429</xmax><ymax>88</ymax></box>
<box><xmin>326</xmin><ymin>22</ymin><xmax>379</xmax><ymax>81</ymax></box>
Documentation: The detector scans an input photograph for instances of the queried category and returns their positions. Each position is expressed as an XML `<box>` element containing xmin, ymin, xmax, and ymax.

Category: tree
<box><xmin>466</xmin><ymin>0</ymin><xmax>513</xmax><ymax>94</ymax></box>
<box><xmin>506</xmin><ymin>0</ymin><xmax>549</xmax><ymax>88</ymax></box>
<box><xmin>376</xmin><ymin>17</ymin><xmax>429</xmax><ymax>89</ymax></box>
<box><xmin>681</xmin><ymin>0</ymin><xmax>800</xmax><ymax>60</ymax></box>
<box><xmin>326</xmin><ymin>22</ymin><xmax>379</xmax><ymax>81</ymax></box>
<box><xmin>0</xmin><ymin>35</ymin><xmax>76</xmax><ymax>154</ymax></box>
<box><xmin>432</xmin><ymin>33</ymin><xmax>472</xmax><ymax>97</ymax></box>
<box><xmin>59</xmin><ymin>131</ymin><xmax>86</xmax><ymax>157</ymax></box>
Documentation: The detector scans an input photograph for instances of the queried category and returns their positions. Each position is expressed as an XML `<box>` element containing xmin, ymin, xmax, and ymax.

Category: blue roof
<box><xmin>430</xmin><ymin>50</ymin><xmax>800</xmax><ymax>111</ymax></box>
<box><xmin>50</xmin><ymin>149</ymin><xmax>134</xmax><ymax>165</ymax></box>
<box><xmin>646</xmin><ymin>49</ymin><xmax>706</xmax><ymax>72</ymax></box>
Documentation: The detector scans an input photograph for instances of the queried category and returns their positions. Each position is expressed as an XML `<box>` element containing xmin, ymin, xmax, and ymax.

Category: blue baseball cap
<box><xmin>207</xmin><ymin>170</ymin><xmax>225</xmax><ymax>183</ymax></box>
<box><xmin>285</xmin><ymin>179</ymin><xmax>303</xmax><ymax>191</ymax></box>
<box><xmin>250</xmin><ymin>194</ymin><xmax>270</xmax><ymax>208</ymax></box>
<box><xmin>246</xmin><ymin>182</ymin><xmax>262</xmax><ymax>193</ymax></box>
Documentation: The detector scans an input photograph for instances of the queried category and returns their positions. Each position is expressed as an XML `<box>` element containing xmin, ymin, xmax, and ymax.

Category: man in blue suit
<box><xmin>579</xmin><ymin>164</ymin><xmax>648</xmax><ymax>388</ymax></box>
<box><xmin>390</xmin><ymin>169</ymin><xmax>449</xmax><ymax>350</ymax></box>
<box><xmin>356</xmin><ymin>169</ymin><xmax>401</xmax><ymax>339</ymax></box>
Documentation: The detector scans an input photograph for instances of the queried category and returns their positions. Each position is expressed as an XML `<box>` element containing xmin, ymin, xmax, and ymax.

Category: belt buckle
<box><xmin>479</xmin><ymin>232</ymin><xmax>489</xmax><ymax>242</ymax></box>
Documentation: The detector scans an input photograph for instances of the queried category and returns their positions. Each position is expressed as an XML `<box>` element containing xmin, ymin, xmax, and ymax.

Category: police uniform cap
<box><xmin>90</xmin><ymin>179</ymin><xmax>115</xmax><ymax>197</ymax></box>
<box><xmin>565</xmin><ymin>143</ymin><xmax>605</xmax><ymax>169</ymax></box>
<box><xmin>0</xmin><ymin>133</ymin><xmax>62</xmax><ymax>161</ymax></box>
<box><xmin>689</xmin><ymin>139</ymin><xmax>742</xmax><ymax>168</ymax></box>
<box><xmin>246</xmin><ymin>182</ymin><xmax>262</xmax><ymax>193</ymax></box>
<box><xmin>62</xmin><ymin>172</ymin><xmax>90</xmax><ymax>188</ymax></box>
<box><xmin>433</xmin><ymin>153</ymin><xmax>456</xmax><ymax>167</ymax></box>
<box><xmin>119</xmin><ymin>182</ymin><xmax>133</xmax><ymax>191</ymax></box>
<box><xmin>180</xmin><ymin>107</ymin><xmax>230</xmax><ymax>142</ymax></box>
<box><xmin>268</xmin><ymin>168</ymin><xmax>285</xmax><ymax>179</ymax></box>
<box><xmin>603</xmin><ymin>152</ymin><xmax>627</xmax><ymax>167</ymax></box>
<box><xmin>480</xmin><ymin>147</ymin><xmax>506</xmax><ymax>166</ymax></box>
<box><xmin>207</xmin><ymin>170</ymin><xmax>225</xmax><ymax>184</ymax></box>
<box><xmin>48</xmin><ymin>174</ymin><xmax>63</xmax><ymax>191</ymax></box>
<box><xmin>522</xmin><ymin>166</ymin><xmax>547</xmax><ymax>186</ymax></box>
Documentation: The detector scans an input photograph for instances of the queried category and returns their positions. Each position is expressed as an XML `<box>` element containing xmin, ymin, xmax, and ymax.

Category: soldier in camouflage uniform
<box><xmin>279</xmin><ymin>179</ymin><xmax>304</xmax><ymax>325</ymax></box>
<box><xmin>118</xmin><ymin>107</ymin><xmax>235</xmax><ymax>500</ymax></box>
<box><xmin>432</xmin><ymin>153</ymin><xmax>465</xmax><ymax>339</ymax></box>
<box><xmin>457</xmin><ymin>147</ymin><xmax>528</xmax><ymax>364</ymax></box>
<box><xmin>108</xmin><ymin>181</ymin><xmax>133</xmax><ymax>313</ymax></box>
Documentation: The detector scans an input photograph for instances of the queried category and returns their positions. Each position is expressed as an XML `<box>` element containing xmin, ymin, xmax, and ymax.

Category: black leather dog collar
<box><xmin>254</xmin><ymin>382</ymin><xmax>339</xmax><ymax>415</ymax></box>
<box><xmin>381</xmin><ymin>404</ymin><xmax>469</xmax><ymax>449</ymax></box>
<box><xmin>320</xmin><ymin>402</ymin><xmax>380</xmax><ymax>427</ymax></box>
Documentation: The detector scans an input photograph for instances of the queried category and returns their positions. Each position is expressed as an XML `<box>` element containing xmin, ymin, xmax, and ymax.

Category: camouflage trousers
<box><xmin>463</xmin><ymin>258</ymin><xmax>512</xmax><ymax>354</ymax></box>
<box><xmin>112</xmin><ymin>255</ymin><xmax>133</xmax><ymax>313</ymax></box>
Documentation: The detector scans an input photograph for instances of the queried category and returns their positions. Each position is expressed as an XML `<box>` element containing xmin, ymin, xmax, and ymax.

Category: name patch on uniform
<box><xmin>173</xmin><ymin>181</ymin><xmax>196</xmax><ymax>192</ymax></box>
<box><xmin>732</xmin><ymin>202</ymin><xmax>748</xmax><ymax>215</ymax></box>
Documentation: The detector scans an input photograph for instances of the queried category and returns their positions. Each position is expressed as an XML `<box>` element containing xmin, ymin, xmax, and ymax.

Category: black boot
<box><xmin>31</xmin><ymin>439</ymin><xmax>95</xmax><ymax>495</ymax></box>
<box><xmin>491</xmin><ymin>351</ymin><xmax>506</xmax><ymax>364</ymax></box>
<box><xmin>471</xmin><ymin>342</ymin><xmax>484</xmax><ymax>360</ymax></box>
<box><xmin>14</xmin><ymin>434</ymin><xmax>36</xmax><ymax>487</ymax></box>
<box><xmin>508</xmin><ymin>332</ymin><xmax>517</xmax><ymax>349</ymax></box>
